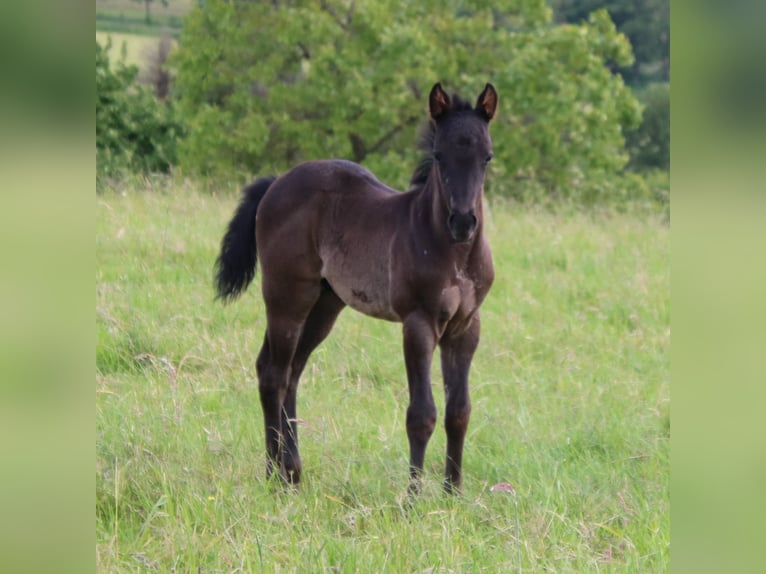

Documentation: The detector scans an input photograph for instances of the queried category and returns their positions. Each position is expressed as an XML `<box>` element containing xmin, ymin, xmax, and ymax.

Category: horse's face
<box><xmin>429</xmin><ymin>83</ymin><xmax>498</xmax><ymax>243</ymax></box>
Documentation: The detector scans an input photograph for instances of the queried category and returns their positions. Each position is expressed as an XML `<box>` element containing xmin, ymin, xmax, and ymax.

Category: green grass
<box><xmin>96</xmin><ymin>181</ymin><xmax>669</xmax><ymax>572</ymax></box>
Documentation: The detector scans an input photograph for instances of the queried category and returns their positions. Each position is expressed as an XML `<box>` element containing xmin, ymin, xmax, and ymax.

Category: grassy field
<box><xmin>96</xmin><ymin>0</ymin><xmax>181</xmax><ymax>74</ymax></box>
<box><xmin>96</xmin><ymin>182</ymin><xmax>669</xmax><ymax>572</ymax></box>
<box><xmin>96</xmin><ymin>31</ymin><xmax>160</xmax><ymax>70</ymax></box>
<box><xmin>96</xmin><ymin>0</ymin><xmax>193</xmax><ymax>36</ymax></box>
<box><xmin>97</xmin><ymin>0</ymin><xmax>194</xmax><ymax>18</ymax></box>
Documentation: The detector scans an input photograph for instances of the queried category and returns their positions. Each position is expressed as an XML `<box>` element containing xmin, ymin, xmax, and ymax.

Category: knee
<box><xmin>257</xmin><ymin>362</ymin><xmax>289</xmax><ymax>397</ymax></box>
<box><xmin>445</xmin><ymin>401</ymin><xmax>471</xmax><ymax>437</ymax></box>
<box><xmin>406</xmin><ymin>403</ymin><xmax>437</xmax><ymax>441</ymax></box>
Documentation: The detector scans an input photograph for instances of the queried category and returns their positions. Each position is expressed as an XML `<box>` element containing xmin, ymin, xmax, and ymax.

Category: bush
<box><xmin>96</xmin><ymin>39</ymin><xmax>184</xmax><ymax>183</ymax></box>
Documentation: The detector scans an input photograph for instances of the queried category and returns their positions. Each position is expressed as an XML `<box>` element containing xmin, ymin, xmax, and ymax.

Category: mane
<box><xmin>408</xmin><ymin>94</ymin><xmax>474</xmax><ymax>189</ymax></box>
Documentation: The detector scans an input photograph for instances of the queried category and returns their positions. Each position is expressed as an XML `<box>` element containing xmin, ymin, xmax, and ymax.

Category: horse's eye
<box><xmin>485</xmin><ymin>153</ymin><xmax>494</xmax><ymax>164</ymax></box>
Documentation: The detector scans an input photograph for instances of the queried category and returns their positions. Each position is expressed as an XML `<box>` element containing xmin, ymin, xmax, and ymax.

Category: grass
<box><xmin>96</xmin><ymin>180</ymin><xmax>669</xmax><ymax>572</ymax></box>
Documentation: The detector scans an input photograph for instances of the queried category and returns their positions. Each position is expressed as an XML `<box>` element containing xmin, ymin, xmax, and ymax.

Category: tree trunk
<box><xmin>145</xmin><ymin>0</ymin><xmax>151</xmax><ymax>25</ymax></box>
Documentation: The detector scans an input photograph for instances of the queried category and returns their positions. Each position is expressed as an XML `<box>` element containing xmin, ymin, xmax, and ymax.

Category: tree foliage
<box><xmin>626</xmin><ymin>82</ymin><xmax>669</xmax><ymax>171</ymax></box>
<box><xmin>552</xmin><ymin>0</ymin><xmax>669</xmax><ymax>86</ymax></box>
<box><xmin>97</xmin><ymin>38</ymin><xmax>184</xmax><ymax>179</ymax></box>
<box><xmin>172</xmin><ymin>0</ymin><xmax>642</xmax><ymax>201</ymax></box>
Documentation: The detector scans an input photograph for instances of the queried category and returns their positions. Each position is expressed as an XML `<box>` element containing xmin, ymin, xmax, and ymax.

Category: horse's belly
<box><xmin>321</xmin><ymin>264</ymin><xmax>399</xmax><ymax>322</ymax></box>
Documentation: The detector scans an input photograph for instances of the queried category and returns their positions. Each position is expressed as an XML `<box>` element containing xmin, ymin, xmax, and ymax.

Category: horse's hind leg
<box><xmin>255</xmin><ymin>334</ymin><xmax>279</xmax><ymax>478</ymax></box>
<box><xmin>281</xmin><ymin>282</ymin><xmax>345</xmax><ymax>484</ymax></box>
<box><xmin>257</xmin><ymin>279</ymin><xmax>322</xmax><ymax>483</ymax></box>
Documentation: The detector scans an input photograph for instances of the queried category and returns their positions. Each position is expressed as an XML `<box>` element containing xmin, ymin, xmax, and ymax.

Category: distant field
<box><xmin>97</xmin><ymin>31</ymin><xmax>159</xmax><ymax>69</ymax></box>
<box><xmin>96</xmin><ymin>0</ymin><xmax>193</xmax><ymax>36</ymax></box>
<box><xmin>96</xmin><ymin>182</ymin><xmax>669</xmax><ymax>572</ymax></box>
<box><xmin>97</xmin><ymin>0</ymin><xmax>194</xmax><ymax>17</ymax></box>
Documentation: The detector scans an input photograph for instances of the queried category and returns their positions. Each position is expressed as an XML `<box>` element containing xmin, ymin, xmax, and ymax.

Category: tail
<box><xmin>214</xmin><ymin>176</ymin><xmax>277</xmax><ymax>302</ymax></box>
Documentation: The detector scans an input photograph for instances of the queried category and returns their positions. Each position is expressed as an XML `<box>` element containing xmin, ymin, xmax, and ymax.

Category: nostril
<box><xmin>447</xmin><ymin>210</ymin><xmax>478</xmax><ymax>241</ymax></box>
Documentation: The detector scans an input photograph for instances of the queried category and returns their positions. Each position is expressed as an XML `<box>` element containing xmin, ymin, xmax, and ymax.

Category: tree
<box><xmin>551</xmin><ymin>0</ymin><xmax>669</xmax><ymax>85</ymax></box>
<box><xmin>139</xmin><ymin>36</ymin><xmax>174</xmax><ymax>100</ymax></box>
<box><xmin>171</xmin><ymin>0</ymin><xmax>641</xmax><ymax>201</ymax></box>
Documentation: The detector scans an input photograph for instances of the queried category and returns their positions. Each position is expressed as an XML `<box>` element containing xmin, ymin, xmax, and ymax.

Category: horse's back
<box><xmin>270</xmin><ymin>159</ymin><xmax>396</xmax><ymax>202</ymax></box>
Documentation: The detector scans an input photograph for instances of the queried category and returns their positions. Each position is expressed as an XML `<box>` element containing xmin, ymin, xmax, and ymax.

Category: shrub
<box><xmin>96</xmin><ymin>38</ymin><xmax>184</xmax><ymax>183</ymax></box>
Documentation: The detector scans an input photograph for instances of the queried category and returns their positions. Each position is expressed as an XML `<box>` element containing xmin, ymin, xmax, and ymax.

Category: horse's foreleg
<box><xmin>402</xmin><ymin>313</ymin><xmax>438</xmax><ymax>494</ymax></box>
<box><xmin>439</xmin><ymin>315</ymin><xmax>480</xmax><ymax>494</ymax></box>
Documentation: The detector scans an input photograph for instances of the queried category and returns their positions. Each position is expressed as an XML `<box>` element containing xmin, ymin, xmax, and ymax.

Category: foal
<box><xmin>216</xmin><ymin>82</ymin><xmax>497</xmax><ymax>493</ymax></box>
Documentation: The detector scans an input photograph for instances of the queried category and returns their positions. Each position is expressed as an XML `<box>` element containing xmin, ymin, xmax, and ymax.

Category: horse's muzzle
<box><xmin>447</xmin><ymin>209</ymin><xmax>478</xmax><ymax>242</ymax></box>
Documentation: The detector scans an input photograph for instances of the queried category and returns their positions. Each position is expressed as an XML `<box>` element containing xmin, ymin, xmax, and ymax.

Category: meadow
<box><xmin>96</xmin><ymin>0</ymin><xmax>189</xmax><ymax>70</ymax></box>
<box><xmin>96</xmin><ymin>181</ymin><xmax>669</xmax><ymax>572</ymax></box>
<box><xmin>96</xmin><ymin>31</ymin><xmax>159</xmax><ymax>69</ymax></box>
<box><xmin>96</xmin><ymin>0</ymin><xmax>192</xmax><ymax>36</ymax></box>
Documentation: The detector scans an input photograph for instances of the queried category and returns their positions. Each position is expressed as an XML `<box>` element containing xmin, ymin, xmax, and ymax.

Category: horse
<box><xmin>215</xmin><ymin>82</ymin><xmax>498</xmax><ymax>494</ymax></box>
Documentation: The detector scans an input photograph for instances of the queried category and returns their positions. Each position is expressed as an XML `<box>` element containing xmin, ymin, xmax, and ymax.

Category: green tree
<box><xmin>551</xmin><ymin>0</ymin><xmax>669</xmax><ymax>85</ymax></box>
<box><xmin>172</xmin><ymin>0</ymin><xmax>641</xmax><ymax>202</ymax></box>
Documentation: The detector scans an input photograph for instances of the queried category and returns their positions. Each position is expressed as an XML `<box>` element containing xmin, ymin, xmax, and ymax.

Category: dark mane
<box><xmin>409</xmin><ymin>122</ymin><xmax>436</xmax><ymax>188</ymax></box>
<box><xmin>408</xmin><ymin>94</ymin><xmax>474</xmax><ymax>188</ymax></box>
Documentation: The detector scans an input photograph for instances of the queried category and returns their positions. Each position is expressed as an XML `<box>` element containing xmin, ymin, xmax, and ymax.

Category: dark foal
<box><xmin>215</xmin><ymin>83</ymin><xmax>497</xmax><ymax>494</ymax></box>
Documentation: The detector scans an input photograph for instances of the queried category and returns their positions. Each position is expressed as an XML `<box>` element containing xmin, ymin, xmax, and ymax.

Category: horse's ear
<box><xmin>476</xmin><ymin>83</ymin><xmax>498</xmax><ymax>121</ymax></box>
<box><xmin>429</xmin><ymin>83</ymin><xmax>451</xmax><ymax>120</ymax></box>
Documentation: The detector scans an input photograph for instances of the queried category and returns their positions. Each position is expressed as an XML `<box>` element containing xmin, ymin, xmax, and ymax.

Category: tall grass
<box><xmin>96</xmin><ymin>182</ymin><xmax>669</xmax><ymax>572</ymax></box>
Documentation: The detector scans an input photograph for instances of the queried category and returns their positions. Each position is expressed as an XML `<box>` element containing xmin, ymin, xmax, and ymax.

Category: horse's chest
<box><xmin>437</xmin><ymin>278</ymin><xmax>477</xmax><ymax>325</ymax></box>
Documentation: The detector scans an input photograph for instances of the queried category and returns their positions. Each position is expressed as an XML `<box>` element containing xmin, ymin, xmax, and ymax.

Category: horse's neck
<box><xmin>420</xmin><ymin>173</ymin><xmax>448</xmax><ymax>230</ymax></box>
<box><xmin>406</xmin><ymin>179</ymin><xmax>441</xmax><ymax>242</ymax></box>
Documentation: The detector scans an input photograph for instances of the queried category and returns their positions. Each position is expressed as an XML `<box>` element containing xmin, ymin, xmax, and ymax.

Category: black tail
<box><xmin>214</xmin><ymin>176</ymin><xmax>276</xmax><ymax>302</ymax></box>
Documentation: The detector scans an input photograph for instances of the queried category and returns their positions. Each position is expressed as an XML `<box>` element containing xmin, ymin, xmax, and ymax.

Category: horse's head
<box><xmin>429</xmin><ymin>82</ymin><xmax>497</xmax><ymax>243</ymax></box>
